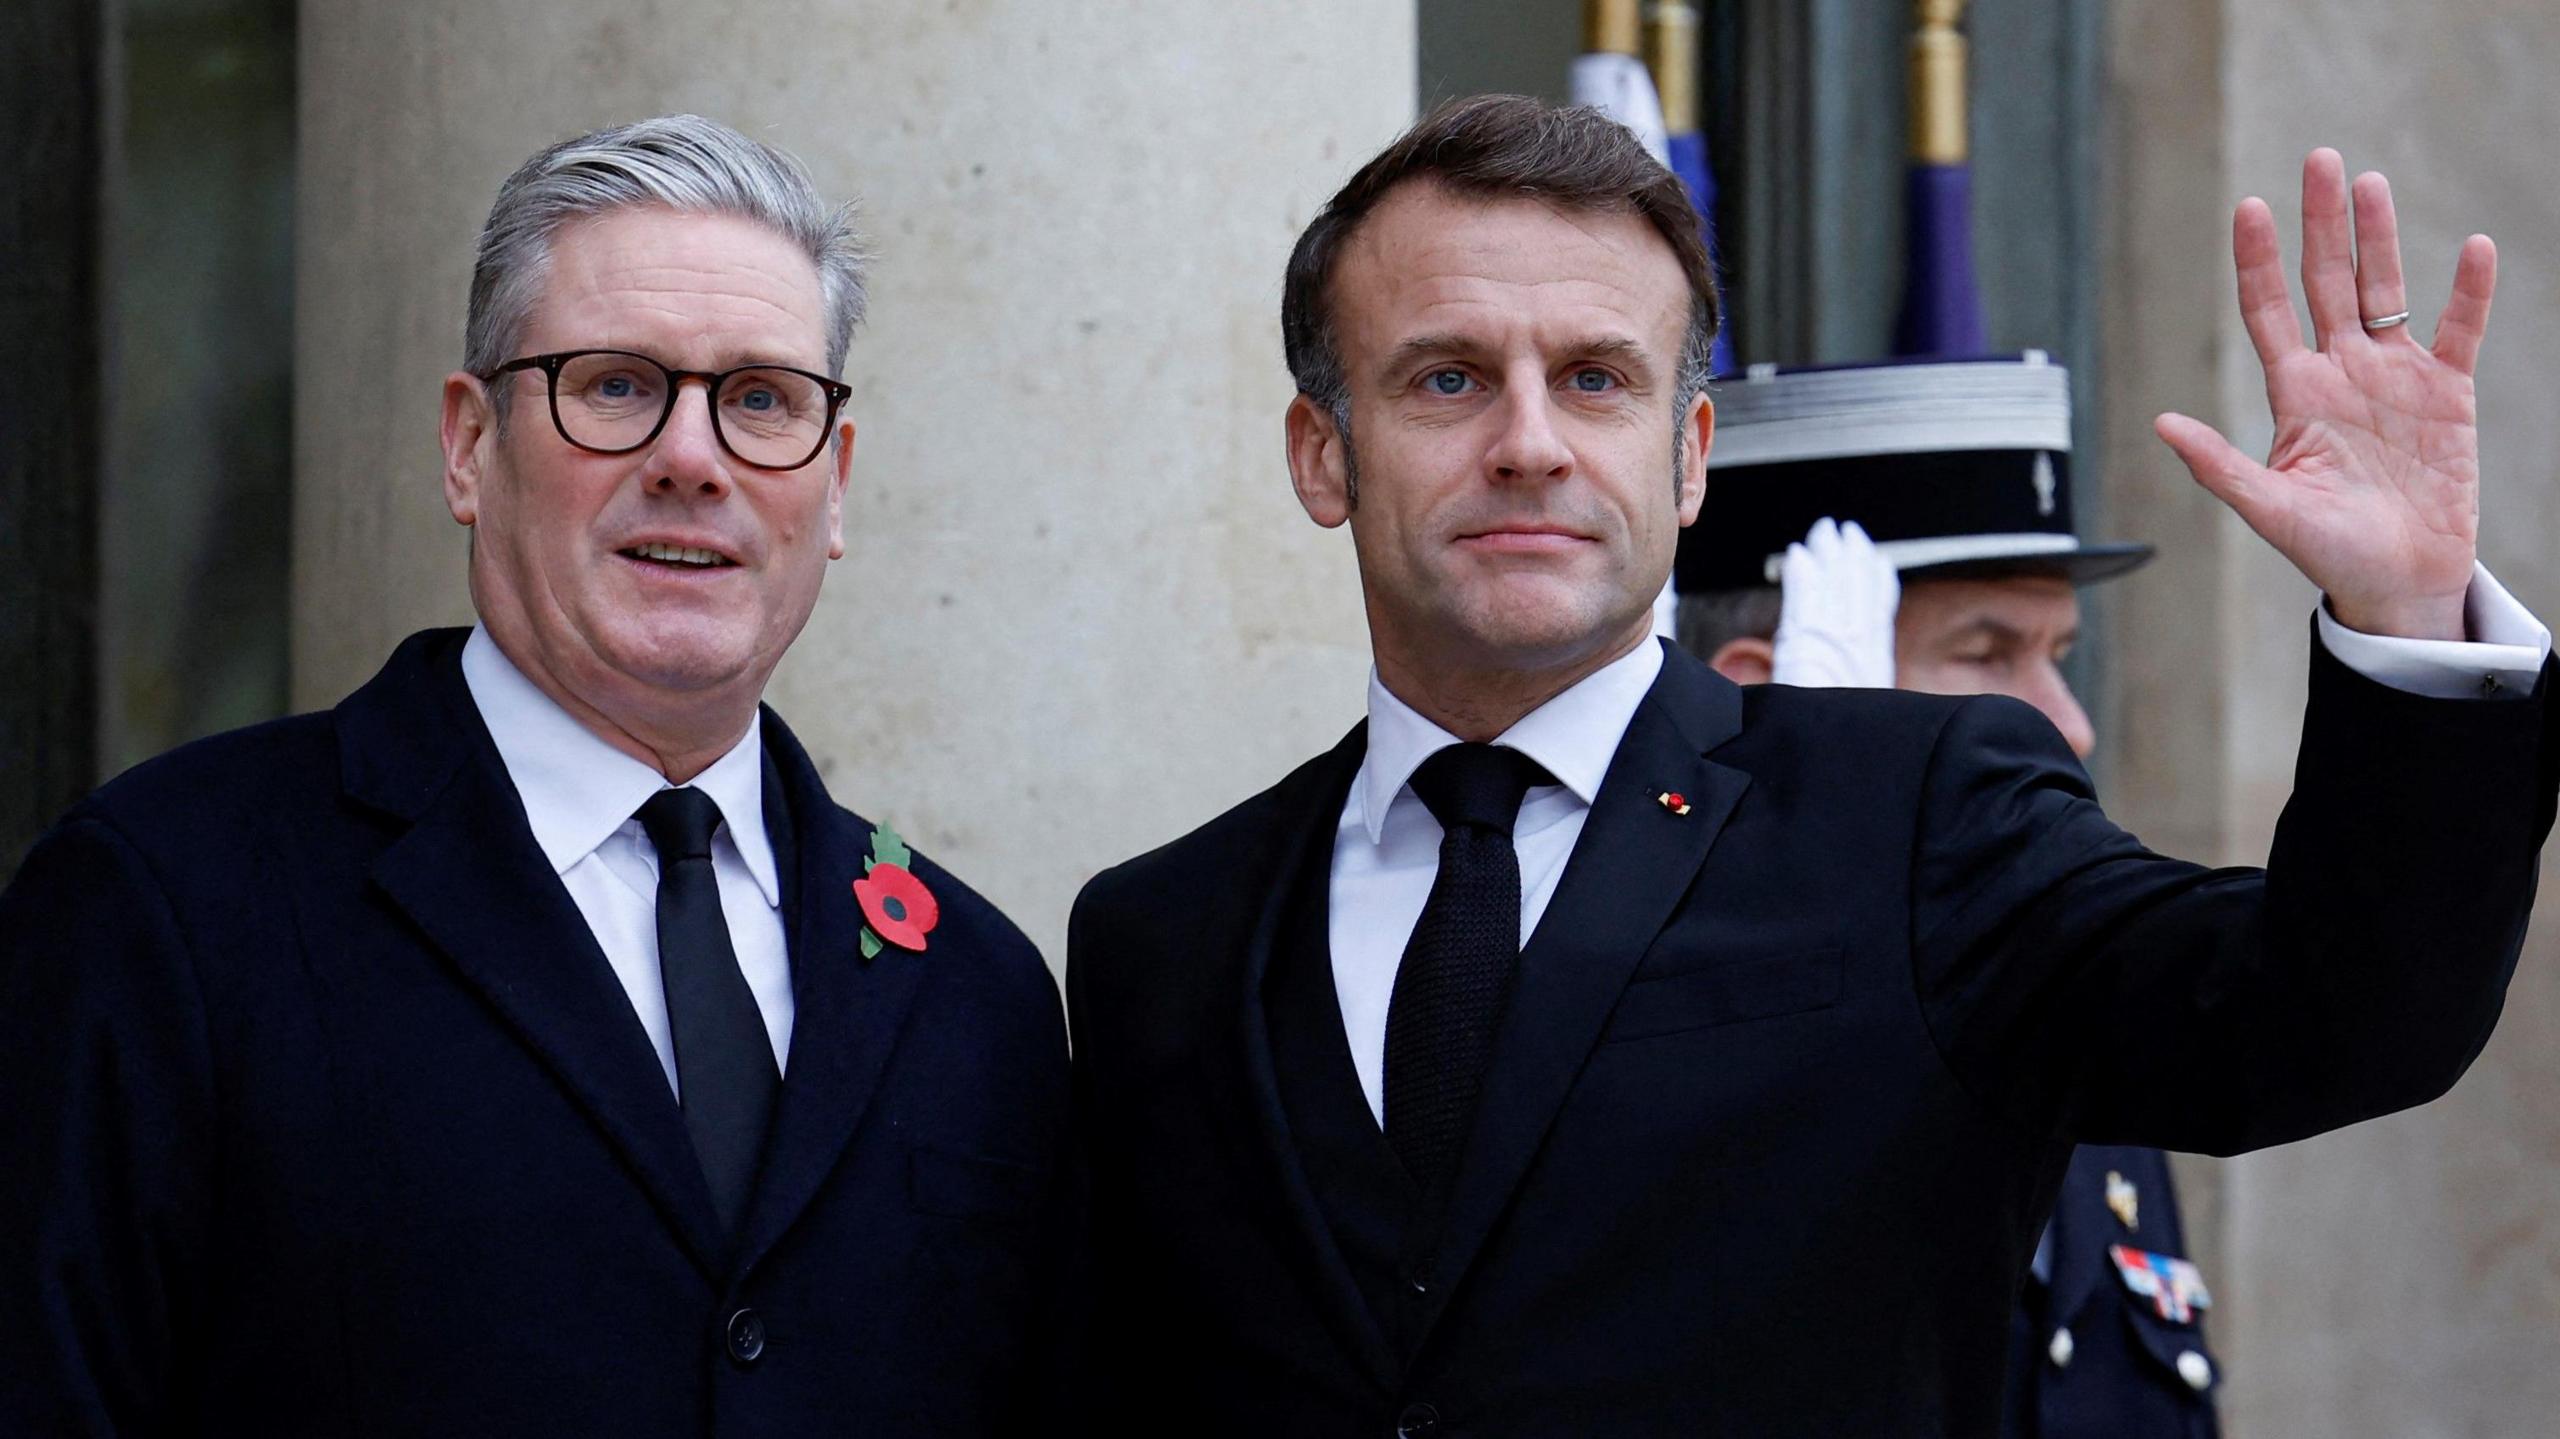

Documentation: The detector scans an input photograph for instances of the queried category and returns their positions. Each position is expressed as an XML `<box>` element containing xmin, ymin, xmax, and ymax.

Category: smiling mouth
<box><xmin>619</xmin><ymin>542</ymin><xmax>737</xmax><ymax>569</ymax></box>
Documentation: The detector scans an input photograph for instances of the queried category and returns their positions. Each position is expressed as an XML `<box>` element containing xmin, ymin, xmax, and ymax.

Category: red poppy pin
<box><xmin>853</xmin><ymin>822</ymin><xmax>939</xmax><ymax>959</ymax></box>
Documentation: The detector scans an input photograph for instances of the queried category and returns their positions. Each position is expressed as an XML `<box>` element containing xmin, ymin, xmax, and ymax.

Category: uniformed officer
<box><xmin>1675</xmin><ymin>352</ymin><xmax>2222</xmax><ymax>1439</ymax></box>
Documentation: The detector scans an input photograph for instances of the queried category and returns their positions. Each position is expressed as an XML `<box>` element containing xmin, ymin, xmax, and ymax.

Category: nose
<box><xmin>2024</xmin><ymin>663</ymin><xmax>2097</xmax><ymax>760</ymax></box>
<box><xmin>644</xmin><ymin>378</ymin><xmax>734</xmax><ymax>499</ymax></box>
<box><xmin>1485</xmin><ymin>384</ymin><xmax>1573</xmax><ymax>484</ymax></box>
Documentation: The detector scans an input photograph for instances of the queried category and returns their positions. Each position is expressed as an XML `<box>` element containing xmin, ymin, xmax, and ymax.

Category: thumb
<box><xmin>2154</xmin><ymin>412</ymin><xmax>2264</xmax><ymax>515</ymax></box>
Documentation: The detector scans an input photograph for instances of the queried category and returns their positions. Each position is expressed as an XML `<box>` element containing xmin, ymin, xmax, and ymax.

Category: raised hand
<box><xmin>1770</xmin><ymin>519</ymin><xmax>1900</xmax><ymax>689</ymax></box>
<box><xmin>2154</xmin><ymin>148</ymin><xmax>2496</xmax><ymax>641</ymax></box>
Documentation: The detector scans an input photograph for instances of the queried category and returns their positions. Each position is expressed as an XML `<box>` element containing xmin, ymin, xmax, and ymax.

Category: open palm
<box><xmin>2157</xmin><ymin>150</ymin><xmax>2497</xmax><ymax>641</ymax></box>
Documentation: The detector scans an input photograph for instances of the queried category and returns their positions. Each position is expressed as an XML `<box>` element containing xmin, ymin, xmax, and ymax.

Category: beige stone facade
<box><xmin>2101</xmin><ymin>3</ymin><xmax>2560</xmax><ymax>1433</ymax></box>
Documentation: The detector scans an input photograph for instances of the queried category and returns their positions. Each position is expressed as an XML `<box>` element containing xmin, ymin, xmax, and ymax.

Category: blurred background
<box><xmin>8</xmin><ymin>1</ymin><xmax>2558</xmax><ymax>1432</ymax></box>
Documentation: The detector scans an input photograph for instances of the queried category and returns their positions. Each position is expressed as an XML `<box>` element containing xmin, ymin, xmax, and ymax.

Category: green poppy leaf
<box><xmin>870</xmin><ymin>822</ymin><xmax>913</xmax><ymax>871</ymax></box>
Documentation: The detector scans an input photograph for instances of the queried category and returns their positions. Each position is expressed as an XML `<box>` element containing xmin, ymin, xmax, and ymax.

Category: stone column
<box><xmin>297</xmin><ymin>3</ymin><xmax>1412</xmax><ymax>960</ymax></box>
<box><xmin>2100</xmin><ymin>2</ymin><xmax>2560</xmax><ymax>1432</ymax></box>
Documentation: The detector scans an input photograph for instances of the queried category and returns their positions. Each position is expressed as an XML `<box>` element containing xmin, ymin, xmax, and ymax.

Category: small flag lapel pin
<box><xmin>1657</xmin><ymin>791</ymin><xmax>1692</xmax><ymax>816</ymax></box>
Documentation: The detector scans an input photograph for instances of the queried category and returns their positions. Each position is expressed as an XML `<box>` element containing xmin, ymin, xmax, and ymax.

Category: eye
<box><xmin>1423</xmin><ymin>368</ymin><xmax>1474</xmax><ymax>396</ymax></box>
<box><xmin>737</xmin><ymin>385</ymin><xmax>780</xmax><ymax>412</ymax></box>
<box><xmin>1568</xmin><ymin>367</ymin><xmax>1618</xmax><ymax>393</ymax></box>
<box><xmin>578</xmin><ymin>366</ymin><xmax>659</xmax><ymax>403</ymax></box>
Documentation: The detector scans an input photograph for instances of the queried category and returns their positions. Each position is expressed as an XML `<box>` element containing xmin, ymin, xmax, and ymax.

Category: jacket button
<box><xmin>2177</xmin><ymin>1349</ymin><xmax>2213</xmax><ymax>1391</ymax></box>
<box><xmin>1395</xmin><ymin>1401</ymin><xmax>1441</xmax><ymax>1437</ymax></box>
<box><xmin>2047</xmin><ymin>1326</ymin><xmax>2075</xmax><ymax>1368</ymax></box>
<box><xmin>725</xmin><ymin>1308</ymin><xmax>767</xmax><ymax>1367</ymax></box>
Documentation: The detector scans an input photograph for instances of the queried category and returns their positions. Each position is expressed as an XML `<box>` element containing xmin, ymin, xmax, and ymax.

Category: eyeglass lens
<box><xmin>551</xmin><ymin>351</ymin><xmax>832</xmax><ymax>468</ymax></box>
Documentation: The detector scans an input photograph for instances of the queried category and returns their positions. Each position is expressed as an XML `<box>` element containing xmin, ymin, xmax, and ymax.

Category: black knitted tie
<box><xmin>637</xmin><ymin>787</ymin><xmax>780</xmax><ymax>1238</ymax></box>
<box><xmin>1383</xmin><ymin>743</ymin><xmax>1552</xmax><ymax>1194</ymax></box>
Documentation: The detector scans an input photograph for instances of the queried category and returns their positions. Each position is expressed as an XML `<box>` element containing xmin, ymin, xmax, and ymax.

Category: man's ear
<box><xmin>1285</xmin><ymin>393</ymin><xmax>1353</xmax><ymax>528</ymax></box>
<box><xmin>1707</xmin><ymin>635</ymin><xmax>1773</xmax><ymax>686</ymax></box>
<box><xmin>1677</xmin><ymin>390</ymin><xmax>1713</xmax><ymax>525</ymax></box>
<box><xmin>441</xmin><ymin>372</ymin><xmax>495</xmax><ymax>527</ymax></box>
<box><xmin>825</xmin><ymin>417</ymin><xmax>856</xmax><ymax>560</ymax></box>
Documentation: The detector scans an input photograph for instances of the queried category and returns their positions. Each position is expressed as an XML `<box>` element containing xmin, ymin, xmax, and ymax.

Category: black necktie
<box><xmin>1382</xmin><ymin>743</ymin><xmax>1552</xmax><ymax>1195</ymax></box>
<box><xmin>637</xmin><ymin>787</ymin><xmax>780</xmax><ymax>1237</ymax></box>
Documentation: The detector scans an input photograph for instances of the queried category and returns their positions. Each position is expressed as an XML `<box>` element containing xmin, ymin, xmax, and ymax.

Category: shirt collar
<box><xmin>1358</xmin><ymin>636</ymin><xmax>1666</xmax><ymax>845</ymax></box>
<box><xmin>459</xmin><ymin>626</ymin><xmax>781</xmax><ymax>906</ymax></box>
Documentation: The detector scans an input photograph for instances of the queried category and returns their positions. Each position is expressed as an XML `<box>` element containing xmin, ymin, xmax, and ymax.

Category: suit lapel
<box><xmin>731</xmin><ymin>710</ymin><xmax>929</xmax><ymax>1279</ymax></box>
<box><xmin>347</xmin><ymin>632</ymin><xmax>728</xmax><ymax>1278</ymax></box>
<box><xmin>1417</xmin><ymin>645</ymin><xmax>1750</xmax><ymax>1337</ymax></box>
<box><xmin>1221</xmin><ymin>724</ymin><xmax>1406</xmax><ymax>1393</ymax></box>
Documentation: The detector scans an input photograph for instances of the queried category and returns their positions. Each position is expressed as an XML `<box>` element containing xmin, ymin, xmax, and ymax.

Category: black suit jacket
<box><xmin>1067</xmin><ymin>637</ymin><xmax>2556</xmax><ymax>1436</ymax></box>
<box><xmin>0</xmin><ymin>629</ymin><xmax>1072</xmax><ymax>1437</ymax></box>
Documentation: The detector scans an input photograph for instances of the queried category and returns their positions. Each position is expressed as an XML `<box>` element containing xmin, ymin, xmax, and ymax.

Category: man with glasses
<box><xmin>0</xmin><ymin>116</ymin><xmax>1069</xmax><ymax>1435</ymax></box>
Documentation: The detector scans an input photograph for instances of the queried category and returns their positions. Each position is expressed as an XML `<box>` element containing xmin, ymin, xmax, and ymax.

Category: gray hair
<box><xmin>1674</xmin><ymin>585</ymin><xmax>1784</xmax><ymax>661</ymax></box>
<box><xmin>465</xmin><ymin>114</ymin><xmax>869</xmax><ymax>417</ymax></box>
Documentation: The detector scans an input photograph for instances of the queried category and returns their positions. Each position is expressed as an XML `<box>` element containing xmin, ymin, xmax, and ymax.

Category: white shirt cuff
<box><xmin>2315</xmin><ymin>562</ymin><xmax>2551</xmax><ymax>699</ymax></box>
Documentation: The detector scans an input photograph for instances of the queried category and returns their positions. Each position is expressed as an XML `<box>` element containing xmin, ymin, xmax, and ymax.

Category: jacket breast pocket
<box><xmin>2120</xmin><ymin>1301</ymin><xmax>2220</xmax><ymax>1400</ymax></box>
<box><xmin>2106</xmin><ymin>1247</ymin><xmax>2221</xmax><ymax>1403</ymax></box>
<box><xmin>1602</xmin><ymin>946</ymin><xmax>1844</xmax><ymax>1042</ymax></box>
<box><xmin>908</xmin><ymin>1143</ymin><xmax>1044</xmax><ymax>1222</ymax></box>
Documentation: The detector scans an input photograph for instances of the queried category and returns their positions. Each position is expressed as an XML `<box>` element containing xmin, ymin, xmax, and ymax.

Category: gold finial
<box><xmin>1643</xmin><ymin>2</ymin><xmax>1703</xmax><ymax>134</ymax></box>
<box><xmin>1909</xmin><ymin>0</ymin><xmax>1970</xmax><ymax>165</ymax></box>
<box><xmin>1586</xmin><ymin>0</ymin><xmax>1643</xmax><ymax>57</ymax></box>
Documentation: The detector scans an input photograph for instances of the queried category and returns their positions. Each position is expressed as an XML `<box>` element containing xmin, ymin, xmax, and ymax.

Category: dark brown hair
<box><xmin>1281</xmin><ymin>93</ymin><xmax>1724</xmax><ymax>430</ymax></box>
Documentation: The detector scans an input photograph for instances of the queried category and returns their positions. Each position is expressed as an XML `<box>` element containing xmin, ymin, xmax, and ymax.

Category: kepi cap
<box><xmin>1675</xmin><ymin>352</ymin><xmax>2154</xmax><ymax>592</ymax></box>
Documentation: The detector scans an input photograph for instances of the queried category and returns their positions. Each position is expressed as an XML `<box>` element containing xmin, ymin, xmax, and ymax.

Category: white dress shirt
<box><xmin>460</xmin><ymin>627</ymin><xmax>793</xmax><ymax>1095</ymax></box>
<box><xmin>1329</xmin><ymin>637</ymin><xmax>1666</xmax><ymax>1125</ymax></box>
<box><xmin>1327</xmin><ymin>573</ymin><xmax>2552</xmax><ymax>1127</ymax></box>
<box><xmin>2313</xmin><ymin>562</ymin><xmax>2549</xmax><ymax>698</ymax></box>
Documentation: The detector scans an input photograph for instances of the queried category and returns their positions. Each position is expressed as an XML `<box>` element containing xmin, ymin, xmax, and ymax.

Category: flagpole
<box><xmin>1643</xmin><ymin>0</ymin><xmax>1735</xmax><ymax>377</ymax></box>
<box><xmin>1571</xmin><ymin>0</ymin><xmax>1669</xmax><ymax>165</ymax></box>
<box><xmin>1891</xmin><ymin>0</ymin><xmax>1987</xmax><ymax>356</ymax></box>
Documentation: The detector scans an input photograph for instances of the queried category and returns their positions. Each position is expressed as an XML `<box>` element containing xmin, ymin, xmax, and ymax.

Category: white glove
<box><xmin>1770</xmin><ymin>518</ymin><xmax>1900</xmax><ymax>688</ymax></box>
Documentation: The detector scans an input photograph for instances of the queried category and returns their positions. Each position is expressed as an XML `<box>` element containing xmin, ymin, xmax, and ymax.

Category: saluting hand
<box><xmin>2155</xmin><ymin>148</ymin><xmax>2497</xmax><ymax>642</ymax></box>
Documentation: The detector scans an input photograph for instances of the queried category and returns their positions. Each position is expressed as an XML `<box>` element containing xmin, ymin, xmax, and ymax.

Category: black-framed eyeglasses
<box><xmin>477</xmin><ymin>349</ymin><xmax>852</xmax><ymax>472</ymax></box>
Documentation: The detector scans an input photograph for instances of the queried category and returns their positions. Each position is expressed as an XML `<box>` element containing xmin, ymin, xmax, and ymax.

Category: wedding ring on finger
<box><xmin>2362</xmin><ymin>309</ymin><xmax>2412</xmax><ymax>331</ymax></box>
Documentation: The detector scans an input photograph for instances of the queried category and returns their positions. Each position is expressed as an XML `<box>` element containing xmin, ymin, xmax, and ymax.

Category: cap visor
<box><xmin>1900</xmin><ymin>541</ymin><xmax>2156</xmax><ymax>587</ymax></box>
